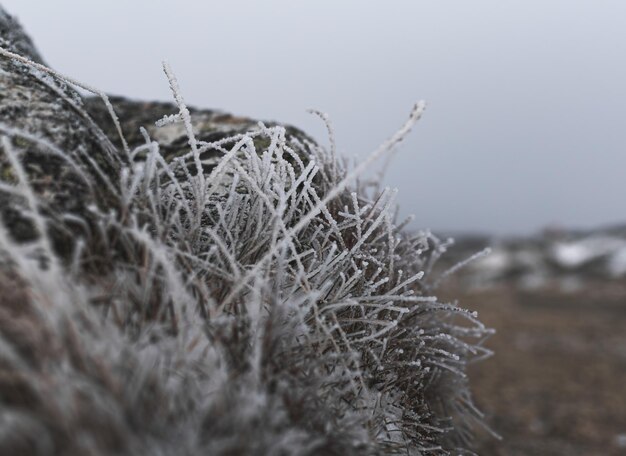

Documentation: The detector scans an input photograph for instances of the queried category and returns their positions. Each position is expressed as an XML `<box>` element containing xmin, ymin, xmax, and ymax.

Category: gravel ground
<box><xmin>445</xmin><ymin>286</ymin><xmax>626</xmax><ymax>455</ymax></box>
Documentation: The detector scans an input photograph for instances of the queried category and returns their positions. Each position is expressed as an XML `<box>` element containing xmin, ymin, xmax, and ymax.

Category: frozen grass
<box><xmin>0</xmin><ymin>51</ymin><xmax>493</xmax><ymax>455</ymax></box>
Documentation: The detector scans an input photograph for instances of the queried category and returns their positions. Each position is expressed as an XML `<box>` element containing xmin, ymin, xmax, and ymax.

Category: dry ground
<box><xmin>445</xmin><ymin>285</ymin><xmax>626</xmax><ymax>455</ymax></box>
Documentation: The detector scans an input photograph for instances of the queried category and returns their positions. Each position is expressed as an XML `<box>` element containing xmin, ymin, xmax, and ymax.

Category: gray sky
<box><xmin>2</xmin><ymin>0</ymin><xmax>625</xmax><ymax>234</ymax></box>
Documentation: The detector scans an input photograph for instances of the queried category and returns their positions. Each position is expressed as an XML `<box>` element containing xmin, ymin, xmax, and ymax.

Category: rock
<box><xmin>83</xmin><ymin>96</ymin><xmax>315</xmax><ymax>178</ymax></box>
<box><xmin>0</xmin><ymin>6</ymin><xmax>313</xmax><ymax>270</ymax></box>
<box><xmin>0</xmin><ymin>6</ymin><xmax>121</xmax><ymax>262</ymax></box>
<box><xmin>0</xmin><ymin>7</ymin><xmax>43</xmax><ymax>63</ymax></box>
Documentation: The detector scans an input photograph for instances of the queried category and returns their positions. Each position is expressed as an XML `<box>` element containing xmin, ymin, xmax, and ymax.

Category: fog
<box><xmin>3</xmin><ymin>0</ymin><xmax>625</xmax><ymax>234</ymax></box>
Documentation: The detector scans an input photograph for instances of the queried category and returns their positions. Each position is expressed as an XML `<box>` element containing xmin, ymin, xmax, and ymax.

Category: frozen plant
<box><xmin>0</xmin><ymin>18</ymin><xmax>494</xmax><ymax>456</ymax></box>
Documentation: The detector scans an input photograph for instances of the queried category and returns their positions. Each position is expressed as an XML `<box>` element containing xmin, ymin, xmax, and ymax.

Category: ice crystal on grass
<box><xmin>0</xmin><ymin>50</ymin><xmax>493</xmax><ymax>455</ymax></box>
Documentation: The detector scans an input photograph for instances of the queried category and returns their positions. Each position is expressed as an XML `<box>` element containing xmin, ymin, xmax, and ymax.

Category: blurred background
<box><xmin>3</xmin><ymin>1</ymin><xmax>624</xmax><ymax>454</ymax></box>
